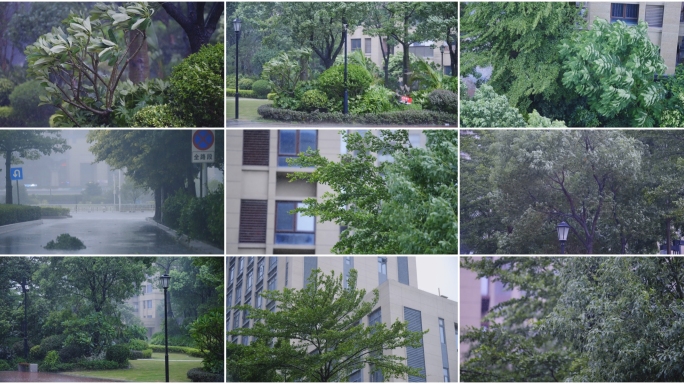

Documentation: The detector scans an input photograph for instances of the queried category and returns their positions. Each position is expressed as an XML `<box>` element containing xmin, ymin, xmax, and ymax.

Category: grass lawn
<box><xmin>63</xmin><ymin>352</ymin><xmax>203</xmax><ymax>382</ymax></box>
<box><xmin>226</xmin><ymin>97</ymin><xmax>272</xmax><ymax>121</ymax></box>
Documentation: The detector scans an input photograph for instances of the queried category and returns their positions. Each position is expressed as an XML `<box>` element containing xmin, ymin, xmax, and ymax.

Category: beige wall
<box><xmin>123</xmin><ymin>276</ymin><xmax>165</xmax><ymax>338</ymax></box>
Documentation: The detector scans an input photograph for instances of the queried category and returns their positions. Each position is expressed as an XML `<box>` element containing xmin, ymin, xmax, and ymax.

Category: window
<box><xmin>351</xmin><ymin>38</ymin><xmax>361</xmax><ymax>51</ymax></box>
<box><xmin>227</xmin><ymin>293</ymin><xmax>232</xmax><ymax>308</ymax></box>
<box><xmin>349</xmin><ymin>369</ymin><xmax>362</xmax><ymax>382</ymax></box>
<box><xmin>239</xmin><ymin>200</ymin><xmax>268</xmax><ymax>243</ymax></box>
<box><xmin>229</xmin><ymin>266</ymin><xmax>234</xmax><ymax>283</ymax></box>
<box><xmin>269</xmin><ymin>256</ymin><xmax>277</xmax><ymax>271</ymax></box>
<box><xmin>378</xmin><ymin>257</ymin><xmax>387</xmax><ymax>284</ymax></box>
<box><xmin>133</xmin><ymin>302</ymin><xmax>139</xmax><ymax>312</ymax></box>
<box><xmin>242</xmin><ymin>335</ymin><xmax>249</xmax><ymax>345</ymax></box>
<box><xmin>268</xmin><ymin>275</ymin><xmax>277</xmax><ymax>291</ymax></box>
<box><xmin>278</xmin><ymin>130</ymin><xmax>317</xmax><ymax>166</ymax></box>
<box><xmin>267</xmin><ymin>300</ymin><xmax>276</xmax><ymax>313</ymax></box>
<box><xmin>611</xmin><ymin>3</ymin><xmax>639</xmax><ymax>25</ymax></box>
<box><xmin>275</xmin><ymin>201</ymin><xmax>315</xmax><ymax>245</ymax></box>
<box><xmin>244</xmin><ymin>299</ymin><xmax>251</xmax><ymax>326</ymax></box>
<box><xmin>242</xmin><ymin>130</ymin><xmax>270</xmax><ymax>166</ymax></box>
<box><xmin>146</xmin><ymin>300</ymin><xmax>152</xmax><ymax>309</ymax></box>
<box><xmin>364</xmin><ymin>38</ymin><xmax>371</xmax><ymax>54</ymax></box>
<box><xmin>234</xmin><ymin>311</ymin><xmax>240</xmax><ymax>330</ymax></box>
<box><xmin>239</xmin><ymin>257</ymin><xmax>244</xmax><ymax>274</ymax></box>
<box><xmin>258</xmin><ymin>259</ymin><xmax>265</xmax><ymax>281</ymax></box>
<box><xmin>247</xmin><ymin>271</ymin><xmax>253</xmax><ymax>292</ymax></box>
<box><xmin>454</xmin><ymin>323</ymin><xmax>458</xmax><ymax>351</ymax></box>
<box><xmin>248</xmin><ymin>256</ymin><xmax>254</xmax><ymax>265</ymax></box>
<box><xmin>236</xmin><ymin>285</ymin><xmax>242</xmax><ymax>304</ymax></box>
<box><xmin>409</xmin><ymin>44</ymin><xmax>433</xmax><ymax>58</ymax></box>
<box><xmin>439</xmin><ymin>318</ymin><xmax>446</xmax><ymax>344</ymax></box>
<box><xmin>645</xmin><ymin>4</ymin><xmax>664</xmax><ymax>27</ymax></box>
<box><xmin>146</xmin><ymin>284</ymin><xmax>153</xmax><ymax>293</ymax></box>
<box><xmin>256</xmin><ymin>290</ymin><xmax>263</xmax><ymax>309</ymax></box>
<box><xmin>443</xmin><ymin>368</ymin><xmax>450</xmax><ymax>382</ymax></box>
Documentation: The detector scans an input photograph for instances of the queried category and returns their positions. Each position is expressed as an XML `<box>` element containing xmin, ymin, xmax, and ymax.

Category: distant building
<box><xmin>123</xmin><ymin>275</ymin><xmax>165</xmax><ymax>339</ymax></box>
<box><xmin>227</xmin><ymin>256</ymin><xmax>459</xmax><ymax>382</ymax></box>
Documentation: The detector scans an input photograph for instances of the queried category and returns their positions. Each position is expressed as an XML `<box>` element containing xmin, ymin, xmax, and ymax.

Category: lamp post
<box><xmin>19</xmin><ymin>277</ymin><xmax>28</xmax><ymax>360</ymax></box>
<box><xmin>440</xmin><ymin>44</ymin><xmax>446</xmax><ymax>76</ymax></box>
<box><xmin>557</xmin><ymin>221</ymin><xmax>570</xmax><ymax>254</ymax></box>
<box><xmin>233</xmin><ymin>18</ymin><xmax>242</xmax><ymax>120</ymax></box>
<box><xmin>343</xmin><ymin>20</ymin><xmax>348</xmax><ymax>115</ymax></box>
<box><xmin>160</xmin><ymin>274</ymin><xmax>171</xmax><ymax>382</ymax></box>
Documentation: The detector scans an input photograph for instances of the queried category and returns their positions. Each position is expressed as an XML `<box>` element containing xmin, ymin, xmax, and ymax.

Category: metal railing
<box><xmin>38</xmin><ymin>204</ymin><xmax>155</xmax><ymax>213</ymax></box>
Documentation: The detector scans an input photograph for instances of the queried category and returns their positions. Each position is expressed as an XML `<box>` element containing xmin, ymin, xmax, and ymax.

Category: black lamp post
<box><xmin>557</xmin><ymin>221</ymin><xmax>570</xmax><ymax>254</ymax></box>
<box><xmin>233</xmin><ymin>18</ymin><xmax>242</xmax><ymax>120</ymax></box>
<box><xmin>19</xmin><ymin>277</ymin><xmax>28</xmax><ymax>360</ymax></box>
<box><xmin>160</xmin><ymin>274</ymin><xmax>171</xmax><ymax>382</ymax></box>
<box><xmin>440</xmin><ymin>44</ymin><xmax>446</xmax><ymax>76</ymax></box>
<box><xmin>343</xmin><ymin>20</ymin><xmax>348</xmax><ymax>115</ymax></box>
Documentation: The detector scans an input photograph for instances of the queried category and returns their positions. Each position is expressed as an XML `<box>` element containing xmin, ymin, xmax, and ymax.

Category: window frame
<box><xmin>439</xmin><ymin>318</ymin><xmax>446</xmax><ymax>344</ymax></box>
<box><xmin>610</xmin><ymin>3</ymin><xmax>639</xmax><ymax>24</ymax></box>
<box><xmin>277</xmin><ymin>130</ymin><xmax>318</xmax><ymax>167</ymax></box>
<box><xmin>351</xmin><ymin>38</ymin><xmax>361</xmax><ymax>51</ymax></box>
<box><xmin>275</xmin><ymin>200</ymin><xmax>316</xmax><ymax>244</ymax></box>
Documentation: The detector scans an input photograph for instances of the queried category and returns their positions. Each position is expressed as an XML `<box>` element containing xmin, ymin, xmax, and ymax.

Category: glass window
<box><xmin>439</xmin><ymin>318</ymin><xmax>446</xmax><ymax>344</ymax></box>
<box><xmin>248</xmin><ymin>256</ymin><xmax>254</xmax><ymax>265</ymax></box>
<box><xmin>269</xmin><ymin>256</ymin><xmax>277</xmax><ymax>270</ymax></box>
<box><xmin>147</xmin><ymin>284</ymin><xmax>153</xmax><ymax>293</ymax></box>
<box><xmin>229</xmin><ymin>266</ymin><xmax>234</xmax><ymax>283</ymax></box>
<box><xmin>234</xmin><ymin>311</ymin><xmax>240</xmax><ymax>330</ymax></box>
<box><xmin>443</xmin><ymin>368</ymin><xmax>450</xmax><ymax>382</ymax></box>
<box><xmin>268</xmin><ymin>275</ymin><xmax>277</xmax><ymax>291</ymax></box>
<box><xmin>236</xmin><ymin>285</ymin><xmax>242</xmax><ymax>303</ymax></box>
<box><xmin>365</xmin><ymin>38</ymin><xmax>371</xmax><ymax>54</ymax></box>
<box><xmin>256</xmin><ymin>290</ymin><xmax>263</xmax><ymax>309</ymax></box>
<box><xmin>239</xmin><ymin>257</ymin><xmax>244</xmax><ymax>273</ymax></box>
<box><xmin>227</xmin><ymin>293</ymin><xmax>232</xmax><ymax>308</ymax></box>
<box><xmin>275</xmin><ymin>201</ymin><xmax>315</xmax><ymax>245</ymax></box>
<box><xmin>147</xmin><ymin>300</ymin><xmax>152</xmax><ymax>309</ymax></box>
<box><xmin>611</xmin><ymin>3</ymin><xmax>639</xmax><ymax>25</ymax></box>
<box><xmin>278</xmin><ymin>130</ymin><xmax>317</xmax><ymax>166</ymax></box>
<box><xmin>455</xmin><ymin>323</ymin><xmax>458</xmax><ymax>351</ymax></box>
<box><xmin>378</xmin><ymin>257</ymin><xmax>387</xmax><ymax>275</ymax></box>
<box><xmin>258</xmin><ymin>260</ymin><xmax>265</xmax><ymax>281</ymax></box>
<box><xmin>351</xmin><ymin>38</ymin><xmax>361</xmax><ymax>51</ymax></box>
<box><xmin>242</xmin><ymin>335</ymin><xmax>249</xmax><ymax>345</ymax></box>
<box><xmin>247</xmin><ymin>271</ymin><xmax>253</xmax><ymax>290</ymax></box>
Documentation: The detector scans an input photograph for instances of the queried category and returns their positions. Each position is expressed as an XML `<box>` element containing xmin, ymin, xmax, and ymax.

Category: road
<box><xmin>0</xmin><ymin>212</ymin><xmax>199</xmax><ymax>254</ymax></box>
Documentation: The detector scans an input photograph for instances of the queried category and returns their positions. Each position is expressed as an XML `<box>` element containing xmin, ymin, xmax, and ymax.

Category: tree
<box><xmin>161</xmin><ymin>2</ymin><xmax>224</xmax><ymax>54</ymax></box>
<box><xmin>460</xmin><ymin>2</ymin><xmax>582</xmax><ymax>113</ymax></box>
<box><xmin>363</xmin><ymin>5</ymin><xmax>399</xmax><ymax>88</ymax></box>
<box><xmin>0</xmin><ymin>130</ymin><xmax>70</xmax><ymax>204</ymax></box>
<box><xmin>24</xmin><ymin>2</ymin><xmax>155</xmax><ymax>126</ymax></box>
<box><xmin>228</xmin><ymin>269</ymin><xmax>426</xmax><ymax>382</ymax></box>
<box><xmin>6</xmin><ymin>3</ymin><xmax>85</xmax><ymax>55</ymax></box>
<box><xmin>460</xmin><ymin>84</ymin><xmax>526</xmax><ymax>127</ymax></box>
<box><xmin>559</xmin><ymin>19</ymin><xmax>666</xmax><ymax>127</ymax></box>
<box><xmin>121</xmin><ymin>176</ymin><xmax>150</xmax><ymax>204</ymax></box>
<box><xmin>415</xmin><ymin>2</ymin><xmax>457</xmax><ymax>76</ymax></box>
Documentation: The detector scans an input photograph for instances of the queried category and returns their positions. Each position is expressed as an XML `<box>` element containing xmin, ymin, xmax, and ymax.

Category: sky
<box><xmin>416</xmin><ymin>257</ymin><xmax>458</xmax><ymax>301</ymax></box>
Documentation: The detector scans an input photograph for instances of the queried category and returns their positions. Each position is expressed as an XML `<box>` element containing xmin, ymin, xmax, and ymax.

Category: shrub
<box><xmin>149</xmin><ymin>344</ymin><xmax>201</xmax><ymax>357</ymax></box>
<box><xmin>161</xmin><ymin>190</ymin><xmax>193</xmax><ymax>229</ymax></box>
<box><xmin>133</xmin><ymin>104</ymin><xmax>186</xmax><ymax>127</ymax></box>
<box><xmin>0</xmin><ymin>205</ymin><xmax>41</xmax><ymax>226</ymax></box>
<box><xmin>425</xmin><ymin>89</ymin><xmax>458</xmax><ymax>114</ymax></box>
<box><xmin>58</xmin><ymin>344</ymin><xmax>85</xmax><ymax>363</ymax></box>
<box><xmin>252</xmin><ymin>80</ymin><xmax>271</xmax><ymax>98</ymax></box>
<box><xmin>141</xmin><ymin>349</ymin><xmax>152</xmax><ymax>358</ymax></box>
<box><xmin>44</xmin><ymin>234</ymin><xmax>86</xmax><ymax>250</ymax></box>
<box><xmin>189</xmin><ymin>308</ymin><xmax>223</xmax><ymax>374</ymax></box>
<box><xmin>129</xmin><ymin>350</ymin><xmax>142</xmax><ymax>360</ymax></box>
<box><xmin>40</xmin><ymin>207</ymin><xmax>70</xmax><ymax>217</ymax></box>
<box><xmin>238</xmin><ymin>78</ymin><xmax>254</xmax><ymax>90</ymax></box>
<box><xmin>266</xmin><ymin>92</ymin><xmax>277</xmax><ymax>100</ymax></box>
<box><xmin>105</xmin><ymin>345</ymin><xmax>129</xmax><ymax>366</ymax></box>
<box><xmin>226</xmin><ymin>88</ymin><xmax>264</xmax><ymax>99</ymax></box>
<box><xmin>74</xmin><ymin>359</ymin><xmax>120</xmax><ymax>370</ymax></box>
<box><xmin>0</xmin><ymin>359</ymin><xmax>10</xmax><ymax>371</ymax></box>
<box><xmin>12</xmin><ymin>341</ymin><xmax>34</xmax><ymax>357</ymax></box>
<box><xmin>187</xmin><ymin>367</ymin><xmax>223</xmax><ymax>382</ymax></box>
<box><xmin>350</xmin><ymin>85</ymin><xmax>395</xmax><ymax>115</ymax></box>
<box><xmin>30</xmin><ymin>345</ymin><xmax>45</xmax><ymax>361</ymax></box>
<box><xmin>299</xmin><ymin>89</ymin><xmax>329</xmax><ymax>112</ymax></box>
<box><xmin>40</xmin><ymin>335</ymin><xmax>66</xmax><ymax>353</ymax></box>
<box><xmin>168</xmin><ymin>43</ymin><xmax>224</xmax><ymax>127</ymax></box>
<box><xmin>317</xmin><ymin>64</ymin><xmax>372</xmax><ymax>100</ymax></box>
<box><xmin>9</xmin><ymin>81</ymin><xmax>55</xmax><ymax>127</ymax></box>
<box><xmin>127</xmin><ymin>339</ymin><xmax>148</xmax><ymax>351</ymax></box>
<box><xmin>177</xmin><ymin>185</ymin><xmax>224</xmax><ymax>247</ymax></box>
<box><xmin>0</xmin><ymin>78</ymin><xmax>13</xmax><ymax>106</ymax></box>
<box><xmin>42</xmin><ymin>350</ymin><xmax>59</xmax><ymax>372</ymax></box>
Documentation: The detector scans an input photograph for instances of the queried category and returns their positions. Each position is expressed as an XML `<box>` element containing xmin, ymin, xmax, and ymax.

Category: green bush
<box><xmin>12</xmin><ymin>341</ymin><xmax>34</xmax><ymax>358</ymax></box>
<box><xmin>317</xmin><ymin>64</ymin><xmax>372</xmax><ymax>101</ymax></box>
<box><xmin>226</xmin><ymin>88</ymin><xmax>264</xmax><ymax>99</ymax></box>
<box><xmin>161</xmin><ymin>190</ymin><xmax>193</xmax><ymax>229</ymax></box>
<box><xmin>9</xmin><ymin>81</ymin><xmax>55</xmax><ymax>127</ymax></box>
<box><xmin>42</xmin><ymin>350</ymin><xmax>59</xmax><ymax>371</ymax></box>
<box><xmin>0</xmin><ymin>78</ymin><xmax>14</xmax><ymax>106</ymax></box>
<box><xmin>350</xmin><ymin>85</ymin><xmax>395</xmax><ymax>114</ymax></box>
<box><xmin>105</xmin><ymin>345</ymin><xmax>129</xmax><ymax>366</ymax></box>
<box><xmin>41</xmin><ymin>335</ymin><xmax>66</xmax><ymax>353</ymax></box>
<box><xmin>168</xmin><ymin>43</ymin><xmax>224</xmax><ymax>127</ymax></box>
<box><xmin>0</xmin><ymin>359</ymin><xmax>11</xmax><ymax>371</ymax></box>
<box><xmin>149</xmin><ymin>344</ymin><xmax>201</xmax><ymax>357</ymax></box>
<box><xmin>40</xmin><ymin>207</ymin><xmax>70</xmax><ymax>217</ymax></box>
<box><xmin>189</xmin><ymin>308</ymin><xmax>223</xmax><ymax>374</ymax></box>
<box><xmin>0</xmin><ymin>205</ymin><xmax>41</xmax><ymax>226</ymax></box>
<box><xmin>44</xmin><ymin>234</ymin><xmax>86</xmax><ymax>250</ymax></box>
<box><xmin>425</xmin><ymin>89</ymin><xmax>458</xmax><ymax>114</ymax></box>
<box><xmin>177</xmin><ymin>185</ymin><xmax>224</xmax><ymax>247</ymax></box>
<box><xmin>238</xmin><ymin>78</ymin><xmax>254</xmax><ymax>90</ymax></box>
<box><xmin>127</xmin><ymin>339</ymin><xmax>148</xmax><ymax>351</ymax></box>
<box><xmin>267</xmin><ymin>92</ymin><xmax>277</xmax><ymax>100</ymax></box>
<box><xmin>187</xmin><ymin>367</ymin><xmax>223</xmax><ymax>382</ymax></box>
<box><xmin>141</xmin><ymin>349</ymin><xmax>152</xmax><ymax>358</ymax></box>
<box><xmin>30</xmin><ymin>345</ymin><xmax>45</xmax><ymax>361</ymax></box>
<box><xmin>58</xmin><ymin>344</ymin><xmax>85</xmax><ymax>363</ymax></box>
<box><xmin>150</xmin><ymin>332</ymin><xmax>196</xmax><ymax>348</ymax></box>
<box><xmin>133</xmin><ymin>104</ymin><xmax>186</xmax><ymax>127</ymax></box>
<box><xmin>129</xmin><ymin>350</ymin><xmax>142</xmax><ymax>360</ymax></box>
<box><xmin>298</xmin><ymin>89</ymin><xmax>329</xmax><ymax>112</ymax></box>
<box><xmin>251</xmin><ymin>80</ymin><xmax>271</xmax><ymax>98</ymax></box>
<box><xmin>74</xmin><ymin>359</ymin><xmax>120</xmax><ymax>370</ymax></box>
<box><xmin>257</xmin><ymin>104</ymin><xmax>457</xmax><ymax>126</ymax></box>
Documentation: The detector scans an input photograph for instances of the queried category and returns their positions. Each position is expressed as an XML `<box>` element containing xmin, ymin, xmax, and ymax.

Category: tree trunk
<box><xmin>401</xmin><ymin>41</ymin><xmax>410</xmax><ymax>89</ymax></box>
<box><xmin>667</xmin><ymin>218</ymin><xmax>672</xmax><ymax>254</ymax></box>
<box><xmin>5</xmin><ymin>150</ymin><xmax>12</xmax><ymax>204</ymax></box>
<box><xmin>128</xmin><ymin>30</ymin><xmax>149</xmax><ymax>84</ymax></box>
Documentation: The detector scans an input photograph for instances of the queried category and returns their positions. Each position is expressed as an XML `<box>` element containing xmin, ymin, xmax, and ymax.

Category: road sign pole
<box><xmin>16</xmin><ymin>180</ymin><xmax>19</xmax><ymax>205</ymax></box>
<box><xmin>202</xmin><ymin>163</ymin><xmax>208</xmax><ymax>198</ymax></box>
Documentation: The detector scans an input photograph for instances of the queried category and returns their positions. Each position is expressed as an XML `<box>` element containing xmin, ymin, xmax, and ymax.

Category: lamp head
<box><xmin>233</xmin><ymin>18</ymin><xmax>242</xmax><ymax>33</ymax></box>
<box><xmin>160</xmin><ymin>274</ymin><xmax>171</xmax><ymax>289</ymax></box>
<box><xmin>557</xmin><ymin>221</ymin><xmax>570</xmax><ymax>242</ymax></box>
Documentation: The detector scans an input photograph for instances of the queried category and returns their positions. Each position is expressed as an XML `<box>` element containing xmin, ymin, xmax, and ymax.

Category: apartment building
<box><xmin>227</xmin><ymin>256</ymin><xmax>459</xmax><ymax>382</ymax></box>
<box><xmin>226</xmin><ymin>129</ymin><xmax>426</xmax><ymax>255</ymax></box>
<box><xmin>585</xmin><ymin>2</ymin><xmax>684</xmax><ymax>74</ymax></box>
<box><xmin>123</xmin><ymin>276</ymin><xmax>165</xmax><ymax>339</ymax></box>
<box><xmin>346</xmin><ymin>27</ymin><xmax>455</xmax><ymax>76</ymax></box>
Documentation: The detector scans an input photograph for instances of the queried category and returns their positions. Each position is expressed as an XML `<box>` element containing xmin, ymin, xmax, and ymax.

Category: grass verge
<box><xmin>63</xmin><ymin>352</ymin><xmax>202</xmax><ymax>382</ymax></box>
<box><xmin>226</xmin><ymin>98</ymin><xmax>272</xmax><ymax>121</ymax></box>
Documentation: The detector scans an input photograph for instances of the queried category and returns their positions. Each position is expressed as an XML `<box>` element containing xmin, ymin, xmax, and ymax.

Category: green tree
<box><xmin>160</xmin><ymin>2</ymin><xmax>224</xmax><ymax>54</ymax></box>
<box><xmin>459</xmin><ymin>84</ymin><xmax>526</xmax><ymax>127</ymax></box>
<box><xmin>460</xmin><ymin>2</ymin><xmax>582</xmax><ymax>113</ymax></box>
<box><xmin>415</xmin><ymin>2</ymin><xmax>457</xmax><ymax>76</ymax></box>
<box><xmin>228</xmin><ymin>269</ymin><xmax>426</xmax><ymax>382</ymax></box>
<box><xmin>559</xmin><ymin>19</ymin><xmax>666</xmax><ymax>127</ymax></box>
<box><xmin>0</xmin><ymin>130</ymin><xmax>70</xmax><ymax>204</ymax></box>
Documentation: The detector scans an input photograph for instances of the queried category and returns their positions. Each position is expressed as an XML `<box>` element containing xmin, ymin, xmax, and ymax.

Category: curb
<box><xmin>0</xmin><ymin>219</ymin><xmax>43</xmax><ymax>234</ymax></box>
<box><xmin>145</xmin><ymin>218</ymin><xmax>223</xmax><ymax>254</ymax></box>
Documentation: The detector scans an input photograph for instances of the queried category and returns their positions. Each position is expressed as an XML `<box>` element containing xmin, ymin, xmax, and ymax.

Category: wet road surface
<box><xmin>0</xmin><ymin>212</ymin><xmax>200</xmax><ymax>254</ymax></box>
<box><xmin>0</xmin><ymin>371</ymin><xmax>122</xmax><ymax>382</ymax></box>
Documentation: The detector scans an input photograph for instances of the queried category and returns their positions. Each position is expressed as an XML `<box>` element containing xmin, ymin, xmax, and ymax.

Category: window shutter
<box><xmin>645</xmin><ymin>5</ymin><xmax>664</xmax><ymax>27</ymax></box>
<box><xmin>239</xmin><ymin>200</ymin><xmax>267</xmax><ymax>243</ymax></box>
<box><xmin>242</xmin><ymin>130</ymin><xmax>270</xmax><ymax>166</ymax></box>
<box><xmin>404</xmin><ymin>307</ymin><xmax>426</xmax><ymax>382</ymax></box>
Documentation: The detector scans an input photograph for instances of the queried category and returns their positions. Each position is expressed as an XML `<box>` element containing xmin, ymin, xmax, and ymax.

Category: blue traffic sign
<box><xmin>10</xmin><ymin>168</ymin><xmax>22</xmax><ymax>181</ymax></box>
<box><xmin>193</xmin><ymin>130</ymin><xmax>214</xmax><ymax>151</ymax></box>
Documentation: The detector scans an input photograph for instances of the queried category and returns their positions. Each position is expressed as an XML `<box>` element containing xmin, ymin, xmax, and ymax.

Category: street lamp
<box><xmin>343</xmin><ymin>20</ymin><xmax>348</xmax><ymax>115</ymax></box>
<box><xmin>557</xmin><ymin>221</ymin><xmax>570</xmax><ymax>254</ymax></box>
<box><xmin>160</xmin><ymin>274</ymin><xmax>171</xmax><ymax>382</ymax></box>
<box><xmin>440</xmin><ymin>44</ymin><xmax>446</xmax><ymax>77</ymax></box>
<box><xmin>233</xmin><ymin>18</ymin><xmax>242</xmax><ymax>120</ymax></box>
<box><xmin>18</xmin><ymin>278</ymin><xmax>28</xmax><ymax>360</ymax></box>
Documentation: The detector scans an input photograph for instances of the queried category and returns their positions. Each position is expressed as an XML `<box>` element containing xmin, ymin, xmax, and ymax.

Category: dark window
<box><xmin>278</xmin><ymin>130</ymin><xmax>317</xmax><ymax>166</ymax></box>
<box><xmin>239</xmin><ymin>200</ymin><xmax>268</xmax><ymax>243</ymax></box>
<box><xmin>439</xmin><ymin>318</ymin><xmax>446</xmax><ymax>344</ymax></box>
<box><xmin>365</xmin><ymin>38</ymin><xmax>372</xmax><ymax>53</ymax></box>
<box><xmin>227</xmin><ymin>293</ymin><xmax>232</xmax><ymax>308</ymax></box>
<box><xmin>268</xmin><ymin>275</ymin><xmax>277</xmax><ymax>291</ymax></box>
<box><xmin>258</xmin><ymin>260</ymin><xmax>265</xmax><ymax>281</ymax></box>
<box><xmin>443</xmin><ymin>368</ymin><xmax>450</xmax><ymax>382</ymax></box>
<box><xmin>378</xmin><ymin>257</ymin><xmax>387</xmax><ymax>284</ymax></box>
<box><xmin>611</xmin><ymin>3</ymin><xmax>639</xmax><ymax>25</ymax></box>
<box><xmin>235</xmin><ymin>285</ymin><xmax>242</xmax><ymax>304</ymax></box>
<box><xmin>351</xmin><ymin>38</ymin><xmax>361</xmax><ymax>51</ymax></box>
<box><xmin>229</xmin><ymin>266</ymin><xmax>234</xmax><ymax>283</ymax></box>
<box><xmin>242</xmin><ymin>130</ymin><xmax>270</xmax><ymax>166</ymax></box>
<box><xmin>275</xmin><ymin>201</ymin><xmax>315</xmax><ymax>245</ymax></box>
<box><xmin>247</xmin><ymin>271</ymin><xmax>253</xmax><ymax>292</ymax></box>
<box><xmin>256</xmin><ymin>290</ymin><xmax>263</xmax><ymax>309</ymax></box>
<box><xmin>238</xmin><ymin>257</ymin><xmax>244</xmax><ymax>274</ymax></box>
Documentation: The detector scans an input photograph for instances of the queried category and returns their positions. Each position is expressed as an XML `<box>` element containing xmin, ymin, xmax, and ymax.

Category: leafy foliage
<box><xmin>299</xmin><ymin>89</ymin><xmax>329</xmax><ymax>112</ymax></box>
<box><xmin>251</xmin><ymin>79</ymin><xmax>271</xmax><ymax>98</ymax></box>
<box><xmin>425</xmin><ymin>89</ymin><xmax>457</xmax><ymax>114</ymax></box>
<box><xmin>105</xmin><ymin>344</ymin><xmax>129</xmax><ymax>366</ymax></box>
<box><xmin>258</xmin><ymin>104</ymin><xmax>455</xmax><ymax>125</ymax></box>
<box><xmin>349</xmin><ymin>85</ymin><xmax>394</xmax><ymax>115</ymax></box>
<box><xmin>460</xmin><ymin>84</ymin><xmax>526</xmax><ymax>127</ymax></box>
<box><xmin>0</xmin><ymin>78</ymin><xmax>13</xmax><ymax>106</ymax></box>
<box><xmin>44</xmin><ymin>234</ymin><xmax>86</xmax><ymax>250</ymax></box>
<box><xmin>188</xmin><ymin>308</ymin><xmax>223</xmax><ymax>374</ymax></box>
<box><xmin>317</xmin><ymin>64</ymin><xmax>373</xmax><ymax>100</ymax></box>
<box><xmin>7</xmin><ymin>81</ymin><xmax>54</xmax><ymax>127</ymax></box>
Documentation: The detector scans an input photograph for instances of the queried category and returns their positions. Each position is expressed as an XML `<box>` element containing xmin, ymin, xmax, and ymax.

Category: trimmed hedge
<box><xmin>42</xmin><ymin>359</ymin><xmax>121</xmax><ymax>372</ymax></box>
<box><xmin>0</xmin><ymin>205</ymin><xmax>41</xmax><ymax>226</ymax></box>
<box><xmin>425</xmin><ymin>89</ymin><xmax>458</xmax><ymax>114</ymax></box>
<box><xmin>226</xmin><ymin>88</ymin><xmax>267</xmax><ymax>99</ymax></box>
<box><xmin>187</xmin><ymin>367</ymin><xmax>223</xmax><ymax>382</ymax></box>
<box><xmin>149</xmin><ymin>344</ymin><xmax>202</xmax><ymax>357</ymax></box>
<box><xmin>40</xmin><ymin>207</ymin><xmax>70</xmax><ymax>217</ymax></box>
<box><xmin>130</xmin><ymin>350</ymin><xmax>142</xmax><ymax>360</ymax></box>
<box><xmin>105</xmin><ymin>345</ymin><xmax>129</xmax><ymax>366</ymax></box>
<box><xmin>257</xmin><ymin>105</ymin><xmax>457</xmax><ymax>126</ymax></box>
<box><xmin>252</xmin><ymin>80</ymin><xmax>271</xmax><ymax>98</ymax></box>
<box><xmin>133</xmin><ymin>104</ymin><xmax>186</xmax><ymax>127</ymax></box>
